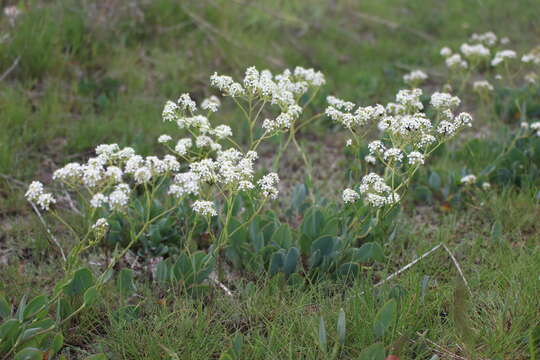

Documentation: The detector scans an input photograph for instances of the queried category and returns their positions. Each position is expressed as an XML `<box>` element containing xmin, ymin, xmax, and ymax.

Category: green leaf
<box><xmin>318</xmin><ymin>317</ymin><xmax>327</xmax><ymax>354</ymax></box>
<box><xmin>310</xmin><ymin>236</ymin><xmax>336</xmax><ymax>258</ymax></box>
<box><xmin>283</xmin><ymin>247</ymin><xmax>299</xmax><ymax>276</ymax></box>
<box><xmin>268</xmin><ymin>250</ymin><xmax>285</xmax><ymax>276</ymax></box>
<box><xmin>14</xmin><ymin>348</ymin><xmax>43</xmax><ymax>360</ymax></box>
<box><xmin>337</xmin><ymin>308</ymin><xmax>346</xmax><ymax>346</ymax></box>
<box><xmin>16</xmin><ymin>294</ymin><xmax>27</xmax><ymax>322</ymax></box>
<box><xmin>172</xmin><ymin>253</ymin><xmax>192</xmax><ymax>281</ymax></box>
<box><xmin>355</xmin><ymin>242</ymin><xmax>385</xmax><ymax>263</ymax></box>
<box><xmin>491</xmin><ymin>220</ymin><xmax>503</xmax><ymax>243</ymax></box>
<box><xmin>270</xmin><ymin>224</ymin><xmax>293</xmax><ymax>249</ymax></box>
<box><xmin>117</xmin><ymin>269</ymin><xmax>136</xmax><ymax>298</ymax></box>
<box><xmin>83</xmin><ymin>286</ymin><xmax>99</xmax><ymax>307</ymax></box>
<box><xmin>64</xmin><ymin>268</ymin><xmax>94</xmax><ymax>297</ymax></box>
<box><xmin>249</xmin><ymin>218</ymin><xmax>264</xmax><ymax>252</ymax></box>
<box><xmin>428</xmin><ymin>171</ymin><xmax>441</xmax><ymax>191</ymax></box>
<box><xmin>0</xmin><ymin>318</ymin><xmax>21</xmax><ymax>344</ymax></box>
<box><xmin>301</xmin><ymin>208</ymin><xmax>324</xmax><ymax>240</ymax></box>
<box><xmin>0</xmin><ymin>295</ymin><xmax>12</xmax><ymax>319</ymax></box>
<box><xmin>49</xmin><ymin>332</ymin><xmax>64</xmax><ymax>355</ymax></box>
<box><xmin>23</xmin><ymin>295</ymin><xmax>48</xmax><ymax>320</ymax></box>
<box><xmin>19</xmin><ymin>327</ymin><xmax>44</xmax><ymax>343</ymax></box>
<box><xmin>56</xmin><ymin>298</ymin><xmax>73</xmax><ymax>322</ymax></box>
<box><xmin>156</xmin><ymin>261</ymin><xmax>170</xmax><ymax>284</ymax></box>
<box><xmin>337</xmin><ymin>262</ymin><xmax>359</xmax><ymax>279</ymax></box>
<box><xmin>373</xmin><ymin>299</ymin><xmax>397</xmax><ymax>338</ymax></box>
<box><xmin>358</xmin><ymin>342</ymin><xmax>385</xmax><ymax>360</ymax></box>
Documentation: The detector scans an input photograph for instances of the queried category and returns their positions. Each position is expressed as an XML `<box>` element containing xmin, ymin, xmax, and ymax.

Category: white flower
<box><xmin>201</xmin><ymin>96</ymin><xmax>221</xmax><ymax>112</ymax></box>
<box><xmin>125</xmin><ymin>155</ymin><xmax>144</xmax><ymax>174</ymax></box>
<box><xmin>105</xmin><ymin>166</ymin><xmax>123</xmax><ymax>183</ymax></box>
<box><xmin>446</xmin><ymin>54</ymin><xmax>468</xmax><ymax>69</ymax></box>
<box><xmin>90</xmin><ymin>193</ymin><xmax>108</xmax><ymax>208</ymax></box>
<box><xmin>440</xmin><ymin>47</ymin><xmax>452</xmax><ymax>57</ymax></box>
<box><xmin>81</xmin><ymin>163</ymin><xmax>104</xmax><ymax>188</ymax></box>
<box><xmin>116</xmin><ymin>147</ymin><xmax>136</xmax><ymax>160</ymax></box>
<box><xmin>191</xmin><ymin>200</ymin><xmax>217</xmax><ymax>216</ymax></box>
<box><xmin>365</xmin><ymin>155</ymin><xmax>377</xmax><ymax>164</ymax></box>
<box><xmin>460</xmin><ymin>174</ymin><xmax>477</xmax><ymax>185</ymax></box>
<box><xmin>396</xmin><ymin>89</ymin><xmax>423</xmax><ymax>111</ymax></box>
<box><xmin>326</xmin><ymin>96</ymin><xmax>355</xmax><ymax>111</ymax></box>
<box><xmin>368</xmin><ymin>140</ymin><xmax>386</xmax><ymax>154</ymax></box>
<box><xmin>342</xmin><ymin>188</ymin><xmax>360</xmax><ymax>204</ymax></box>
<box><xmin>158</xmin><ymin>134</ymin><xmax>172</xmax><ymax>143</ymax></box>
<box><xmin>108</xmin><ymin>189</ymin><xmax>129</xmax><ymax>210</ymax></box>
<box><xmin>383</xmin><ymin>148</ymin><xmax>404</xmax><ymax>163</ymax></box>
<box><xmin>211</xmin><ymin>125</ymin><xmax>233</xmax><ymax>139</ymax></box>
<box><xmin>36</xmin><ymin>193</ymin><xmax>56</xmax><ymax>211</ymax></box>
<box><xmin>403</xmin><ymin>70</ymin><xmax>428</xmax><ymax>85</ymax></box>
<box><xmin>491</xmin><ymin>50</ymin><xmax>516</xmax><ymax>66</ymax></box>
<box><xmin>53</xmin><ymin>163</ymin><xmax>82</xmax><ymax>182</ymax></box>
<box><xmin>175</xmin><ymin>138</ymin><xmax>193</xmax><ymax>156</ymax></box>
<box><xmin>169</xmin><ymin>172</ymin><xmax>200</xmax><ymax>197</ymax></box>
<box><xmin>163</xmin><ymin>155</ymin><xmax>180</xmax><ymax>172</ymax></box>
<box><xmin>430</xmin><ymin>92</ymin><xmax>460</xmax><ymax>110</ymax></box>
<box><xmin>210</xmin><ymin>72</ymin><xmax>245</xmax><ymax>97</ymax></box>
<box><xmin>134</xmin><ymin>167</ymin><xmax>152</xmax><ymax>184</ymax></box>
<box><xmin>473</xmin><ymin>80</ymin><xmax>494</xmax><ymax>92</ymax></box>
<box><xmin>257</xmin><ymin>173</ymin><xmax>280</xmax><ymax>199</ymax></box>
<box><xmin>470</xmin><ymin>32</ymin><xmax>497</xmax><ymax>46</ymax></box>
<box><xmin>407</xmin><ymin>151</ymin><xmax>425</xmax><ymax>165</ymax></box>
<box><xmin>454</xmin><ymin>112</ymin><xmax>473</xmax><ymax>128</ymax></box>
<box><xmin>460</xmin><ymin>43</ymin><xmax>491</xmax><ymax>59</ymax></box>
<box><xmin>177</xmin><ymin>93</ymin><xmax>197</xmax><ymax>113</ymax></box>
<box><xmin>482</xmin><ymin>182</ymin><xmax>491</xmax><ymax>190</ymax></box>
<box><xmin>345</xmin><ymin>139</ymin><xmax>353</xmax><ymax>147</ymax></box>
<box><xmin>24</xmin><ymin>181</ymin><xmax>41</xmax><ymax>201</ymax></box>
<box><xmin>238</xmin><ymin>180</ymin><xmax>254</xmax><ymax>191</ymax></box>
<box><xmin>522</xmin><ymin>51</ymin><xmax>540</xmax><ymax>65</ymax></box>
<box><xmin>92</xmin><ymin>218</ymin><xmax>109</xmax><ymax>238</ymax></box>
<box><xmin>162</xmin><ymin>100</ymin><xmax>179</xmax><ymax>122</ymax></box>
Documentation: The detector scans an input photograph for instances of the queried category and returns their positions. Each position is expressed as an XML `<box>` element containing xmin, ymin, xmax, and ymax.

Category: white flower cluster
<box><xmin>191</xmin><ymin>200</ymin><xmax>217</xmax><ymax>217</ymax></box>
<box><xmin>210</xmin><ymin>66</ymin><xmax>324</xmax><ymax>134</ymax></box>
<box><xmin>460</xmin><ymin>43</ymin><xmax>491</xmax><ymax>60</ymax></box>
<box><xmin>257</xmin><ymin>172</ymin><xmax>280</xmax><ymax>200</ymax></box>
<box><xmin>460</xmin><ymin>174</ymin><xmax>477</xmax><ymax>185</ymax></box>
<box><xmin>325</xmin><ymin>96</ymin><xmax>385</xmax><ymax>129</ymax></box>
<box><xmin>473</xmin><ymin>80</ymin><xmax>494</xmax><ymax>93</ymax></box>
<box><xmin>522</xmin><ymin>122</ymin><xmax>540</xmax><ymax>136</ymax></box>
<box><xmin>403</xmin><ymin>70</ymin><xmax>428</xmax><ymax>85</ymax></box>
<box><xmin>522</xmin><ymin>50</ymin><xmax>540</xmax><ymax>65</ymax></box>
<box><xmin>470</xmin><ymin>32</ymin><xmax>498</xmax><ymax>47</ymax></box>
<box><xmin>25</xmin><ymin>181</ymin><xmax>56</xmax><ymax>211</ymax></box>
<box><xmin>332</xmin><ymin>88</ymin><xmax>471</xmax><ymax>208</ymax></box>
<box><xmin>358</xmin><ymin>173</ymin><xmax>400</xmax><ymax>208</ymax></box>
<box><xmin>491</xmin><ymin>50</ymin><xmax>516</xmax><ymax>66</ymax></box>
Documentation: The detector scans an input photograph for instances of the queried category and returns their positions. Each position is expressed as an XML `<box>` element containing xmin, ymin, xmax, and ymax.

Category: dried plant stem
<box><xmin>30</xmin><ymin>202</ymin><xmax>67</xmax><ymax>262</ymax></box>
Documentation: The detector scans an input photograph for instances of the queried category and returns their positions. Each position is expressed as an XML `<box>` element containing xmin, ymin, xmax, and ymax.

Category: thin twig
<box><xmin>62</xmin><ymin>189</ymin><xmax>81</xmax><ymax>215</ymax></box>
<box><xmin>0</xmin><ymin>173</ymin><xmax>26</xmax><ymax>187</ymax></box>
<box><xmin>213</xmin><ymin>278</ymin><xmax>234</xmax><ymax>297</ymax></box>
<box><xmin>442</xmin><ymin>244</ymin><xmax>473</xmax><ymax>297</ymax></box>
<box><xmin>30</xmin><ymin>203</ymin><xmax>67</xmax><ymax>262</ymax></box>
<box><xmin>360</xmin><ymin>243</ymin><xmax>443</xmax><ymax>295</ymax></box>
<box><xmin>0</xmin><ymin>56</ymin><xmax>20</xmax><ymax>82</ymax></box>
<box><xmin>415</xmin><ymin>332</ymin><xmax>468</xmax><ymax>360</ymax></box>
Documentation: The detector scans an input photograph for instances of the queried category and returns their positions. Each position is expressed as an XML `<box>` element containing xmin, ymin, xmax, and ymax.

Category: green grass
<box><xmin>1</xmin><ymin>0</ymin><xmax>540</xmax><ymax>359</ymax></box>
